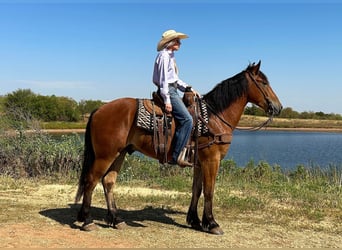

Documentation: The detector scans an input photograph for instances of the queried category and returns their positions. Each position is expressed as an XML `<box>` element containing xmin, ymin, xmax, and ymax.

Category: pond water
<box><xmin>58</xmin><ymin>130</ymin><xmax>342</xmax><ymax>170</ymax></box>
<box><xmin>226</xmin><ymin>130</ymin><xmax>342</xmax><ymax>170</ymax></box>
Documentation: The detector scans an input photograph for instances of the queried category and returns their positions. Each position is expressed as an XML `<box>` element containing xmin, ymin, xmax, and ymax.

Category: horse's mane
<box><xmin>203</xmin><ymin>68</ymin><xmax>249</xmax><ymax>113</ymax></box>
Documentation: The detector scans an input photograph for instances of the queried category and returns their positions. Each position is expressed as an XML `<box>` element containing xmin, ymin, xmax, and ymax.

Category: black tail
<box><xmin>75</xmin><ymin>109</ymin><xmax>97</xmax><ymax>203</ymax></box>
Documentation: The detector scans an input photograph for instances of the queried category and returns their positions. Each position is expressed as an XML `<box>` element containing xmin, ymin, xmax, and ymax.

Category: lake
<box><xmin>227</xmin><ymin>130</ymin><xmax>342</xmax><ymax>170</ymax></box>
<box><xmin>61</xmin><ymin>130</ymin><xmax>342</xmax><ymax>170</ymax></box>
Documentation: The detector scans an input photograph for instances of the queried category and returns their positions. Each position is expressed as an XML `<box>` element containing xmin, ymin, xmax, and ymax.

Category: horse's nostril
<box><xmin>268</xmin><ymin>103</ymin><xmax>282</xmax><ymax>116</ymax></box>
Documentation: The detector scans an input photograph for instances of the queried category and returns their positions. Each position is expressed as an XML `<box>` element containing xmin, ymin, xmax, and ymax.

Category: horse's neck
<box><xmin>221</xmin><ymin>99</ymin><xmax>247</xmax><ymax>129</ymax></box>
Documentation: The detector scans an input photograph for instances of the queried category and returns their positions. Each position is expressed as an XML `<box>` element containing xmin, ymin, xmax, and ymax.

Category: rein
<box><xmin>200</xmin><ymin>70</ymin><xmax>274</xmax><ymax>133</ymax></box>
<box><xmin>203</xmin><ymin>100</ymin><xmax>233</xmax><ymax>129</ymax></box>
<box><xmin>235</xmin><ymin>116</ymin><xmax>273</xmax><ymax>131</ymax></box>
<box><xmin>191</xmin><ymin>70</ymin><xmax>274</xmax><ymax>150</ymax></box>
<box><xmin>202</xmin><ymin>99</ymin><xmax>273</xmax><ymax>132</ymax></box>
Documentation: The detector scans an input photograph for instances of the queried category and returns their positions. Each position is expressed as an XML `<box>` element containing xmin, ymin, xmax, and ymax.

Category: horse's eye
<box><xmin>259</xmin><ymin>79</ymin><xmax>268</xmax><ymax>86</ymax></box>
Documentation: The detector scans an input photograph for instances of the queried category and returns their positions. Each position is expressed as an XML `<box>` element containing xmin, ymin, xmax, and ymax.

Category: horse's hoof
<box><xmin>77</xmin><ymin>212</ymin><xmax>85</xmax><ymax>222</ymax></box>
<box><xmin>81</xmin><ymin>222</ymin><xmax>98</xmax><ymax>231</ymax></box>
<box><xmin>191</xmin><ymin>223</ymin><xmax>203</xmax><ymax>231</ymax></box>
<box><xmin>209</xmin><ymin>226</ymin><xmax>224</xmax><ymax>235</ymax></box>
<box><xmin>114</xmin><ymin>221</ymin><xmax>127</xmax><ymax>230</ymax></box>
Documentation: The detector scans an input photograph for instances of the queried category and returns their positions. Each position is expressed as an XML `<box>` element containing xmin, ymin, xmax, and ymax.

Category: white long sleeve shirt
<box><xmin>152</xmin><ymin>49</ymin><xmax>189</xmax><ymax>104</ymax></box>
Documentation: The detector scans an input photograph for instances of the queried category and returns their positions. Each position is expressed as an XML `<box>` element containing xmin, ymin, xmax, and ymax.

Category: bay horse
<box><xmin>75</xmin><ymin>61</ymin><xmax>282</xmax><ymax>234</ymax></box>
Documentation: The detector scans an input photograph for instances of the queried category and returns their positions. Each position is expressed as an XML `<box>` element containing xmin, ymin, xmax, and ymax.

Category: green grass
<box><xmin>39</xmin><ymin>115</ymin><xmax>342</xmax><ymax>130</ymax></box>
<box><xmin>40</xmin><ymin>121</ymin><xmax>86</xmax><ymax>130</ymax></box>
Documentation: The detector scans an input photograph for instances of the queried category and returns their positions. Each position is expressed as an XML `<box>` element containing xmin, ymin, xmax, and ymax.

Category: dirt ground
<box><xmin>0</xmin><ymin>184</ymin><xmax>341</xmax><ymax>248</ymax></box>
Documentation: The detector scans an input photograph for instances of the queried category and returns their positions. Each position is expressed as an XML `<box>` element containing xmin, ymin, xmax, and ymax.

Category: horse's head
<box><xmin>245</xmin><ymin>61</ymin><xmax>282</xmax><ymax>116</ymax></box>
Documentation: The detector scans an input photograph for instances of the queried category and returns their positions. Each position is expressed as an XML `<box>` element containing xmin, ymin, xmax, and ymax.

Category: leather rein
<box><xmin>196</xmin><ymin>71</ymin><xmax>273</xmax><ymax>149</ymax></box>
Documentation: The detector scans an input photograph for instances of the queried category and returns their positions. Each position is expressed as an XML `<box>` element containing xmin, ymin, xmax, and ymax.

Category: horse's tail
<box><xmin>75</xmin><ymin>109</ymin><xmax>97</xmax><ymax>204</ymax></box>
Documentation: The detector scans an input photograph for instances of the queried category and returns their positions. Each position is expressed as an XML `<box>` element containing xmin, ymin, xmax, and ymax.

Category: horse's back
<box><xmin>94</xmin><ymin>97</ymin><xmax>137</xmax><ymax>118</ymax></box>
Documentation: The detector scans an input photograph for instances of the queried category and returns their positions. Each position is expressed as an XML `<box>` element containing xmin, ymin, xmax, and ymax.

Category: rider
<box><xmin>152</xmin><ymin>29</ymin><xmax>200</xmax><ymax>167</ymax></box>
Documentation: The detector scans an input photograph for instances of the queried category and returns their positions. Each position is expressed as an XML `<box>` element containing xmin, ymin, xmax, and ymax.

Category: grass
<box><xmin>238</xmin><ymin>115</ymin><xmax>342</xmax><ymax>129</ymax></box>
<box><xmin>40</xmin><ymin>121</ymin><xmax>86</xmax><ymax>130</ymax></box>
<box><xmin>1</xmin><ymin>160</ymin><xmax>341</xmax><ymax>234</ymax></box>
<box><xmin>37</xmin><ymin>115</ymin><xmax>342</xmax><ymax>131</ymax></box>
<box><xmin>0</xmin><ymin>114</ymin><xmax>341</xmax><ymax>237</ymax></box>
<box><xmin>0</xmin><ymin>127</ymin><xmax>340</xmax><ymax>225</ymax></box>
<box><xmin>32</xmin><ymin>157</ymin><xmax>342</xmax><ymax>226</ymax></box>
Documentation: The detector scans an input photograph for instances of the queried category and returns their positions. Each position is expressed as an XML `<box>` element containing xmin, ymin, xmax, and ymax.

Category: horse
<box><xmin>75</xmin><ymin>61</ymin><xmax>282</xmax><ymax>235</ymax></box>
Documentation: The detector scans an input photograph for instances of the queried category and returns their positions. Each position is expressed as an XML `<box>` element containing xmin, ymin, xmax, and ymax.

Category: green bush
<box><xmin>0</xmin><ymin>131</ymin><xmax>83</xmax><ymax>180</ymax></box>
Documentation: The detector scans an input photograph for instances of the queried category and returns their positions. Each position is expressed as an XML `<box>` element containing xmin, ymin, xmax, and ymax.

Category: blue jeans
<box><xmin>169</xmin><ymin>86</ymin><xmax>193</xmax><ymax>162</ymax></box>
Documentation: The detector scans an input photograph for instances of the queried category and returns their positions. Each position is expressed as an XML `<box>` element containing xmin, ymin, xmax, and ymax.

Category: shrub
<box><xmin>0</xmin><ymin>130</ymin><xmax>83</xmax><ymax>180</ymax></box>
<box><xmin>0</xmin><ymin>107</ymin><xmax>83</xmax><ymax>181</ymax></box>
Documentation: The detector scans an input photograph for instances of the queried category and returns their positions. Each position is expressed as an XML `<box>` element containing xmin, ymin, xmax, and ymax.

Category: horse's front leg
<box><xmin>102</xmin><ymin>151</ymin><xmax>127</xmax><ymax>229</ymax></box>
<box><xmin>187</xmin><ymin>164</ymin><xmax>203</xmax><ymax>230</ymax></box>
<box><xmin>201</xmin><ymin>159</ymin><xmax>224</xmax><ymax>235</ymax></box>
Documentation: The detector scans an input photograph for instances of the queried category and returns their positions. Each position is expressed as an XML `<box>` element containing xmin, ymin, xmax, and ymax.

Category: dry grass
<box><xmin>38</xmin><ymin>115</ymin><xmax>342</xmax><ymax>133</ymax></box>
<box><xmin>238</xmin><ymin>115</ymin><xmax>342</xmax><ymax>131</ymax></box>
<box><xmin>0</xmin><ymin>178</ymin><xmax>341</xmax><ymax>248</ymax></box>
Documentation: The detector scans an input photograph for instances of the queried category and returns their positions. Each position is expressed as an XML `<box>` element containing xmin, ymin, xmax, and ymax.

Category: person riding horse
<box><xmin>75</xmin><ymin>60</ymin><xmax>282</xmax><ymax>234</ymax></box>
<box><xmin>152</xmin><ymin>29</ymin><xmax>200</xmax><ymax>167</ymax></box>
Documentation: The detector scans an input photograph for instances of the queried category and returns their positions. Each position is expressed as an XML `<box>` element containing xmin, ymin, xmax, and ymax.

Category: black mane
<box><xmin>203</xmin><ymin>70</ymin><xmax>248</xmax><ymax>113</ymax></box>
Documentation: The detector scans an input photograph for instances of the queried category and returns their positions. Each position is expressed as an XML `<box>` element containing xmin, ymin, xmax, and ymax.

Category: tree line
<box><xmin>0</xmin><ymin>89</ymin><xmax>104</xmax><ymax>122</ymax></box>
<box><xmin>1</xmin><ymin>89</ymin><xmax>341</xmax><ymax>122</ymax></box>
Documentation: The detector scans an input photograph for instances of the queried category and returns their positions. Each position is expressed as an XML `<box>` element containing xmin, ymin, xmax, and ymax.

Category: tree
<box><xmin>279</xmin><ymin>107</ymin><xmax>299</xmax><ymax>119</ymax></box>
<box><xmin>0</xmin><ymin>96</ymin><xmax>6</xmax><ymax>113</ymax></box>
<box><xmin>31</xmin><ymin>95</ymin><xmax>59</xmax><ymax>121</ymax></box>
<box><xmin>3</xmin><ymin>89</ymin><xmax>81</xmax><ymax>122</ymax></box>
<box><xmin>57</xmin><ymin>96</ymin><xmax>80</xmax><ymax>122</ymax></box>
<box><xmin>78</xmin><ymin>99</ymin><xmax>104</xmax><ymax>119</ymax></box>
<box><xmin>4</xmin><ymin>89</ymin><xmax>37</xmax><ymax>121</ymax></box>
<box><xmin>244</xmin><ymin>104</ymin><xmax>265</xmax><ymax>116</ymax></box>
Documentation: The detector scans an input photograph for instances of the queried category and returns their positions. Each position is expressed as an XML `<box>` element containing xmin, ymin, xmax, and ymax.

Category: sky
<box><xmin>0</xmin><ymin>0</ymin><xmax>341</xmax><ymax>114</ymax></box>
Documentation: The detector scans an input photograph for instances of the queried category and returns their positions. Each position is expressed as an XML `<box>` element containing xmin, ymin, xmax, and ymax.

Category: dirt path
<box><xmin>0</xmin><ymin>184</ymin><xmax>341</xmax><ymax>248</ymax></box>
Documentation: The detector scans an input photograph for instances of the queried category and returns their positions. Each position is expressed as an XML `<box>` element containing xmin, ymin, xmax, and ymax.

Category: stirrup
<box><xmin>177</xmin><ymin>147</ymin><xmax>194</xmax><ymax>167</ymax></box>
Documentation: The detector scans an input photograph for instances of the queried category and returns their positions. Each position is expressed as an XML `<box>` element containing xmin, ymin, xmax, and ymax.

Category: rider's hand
<box><xmin>165</xmin><ymin>103</ymin><xmax>172</xmax><ymax>113</ymax></box>
<box><xmin>191</xmin><ymin>89</ymin><xmax>201</xmax><ymax>98</ymax></box>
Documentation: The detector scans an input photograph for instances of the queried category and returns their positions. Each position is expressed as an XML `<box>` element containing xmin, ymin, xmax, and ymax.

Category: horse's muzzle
<box><xmin>267</xmin><ymin>102</ymin><xmax>282</xmax><ymax>116</ymax></box>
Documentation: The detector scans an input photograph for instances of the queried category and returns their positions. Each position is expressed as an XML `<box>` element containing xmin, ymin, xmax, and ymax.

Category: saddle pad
<box><xmin>136</xmin><ymin>99</ymin><xmax>154</xmax><ymax>132</ymax></box>
<box><xmin>196</xmin><ymin>100</ymin><xmax>209</xmax><ymax>136</ymax></box>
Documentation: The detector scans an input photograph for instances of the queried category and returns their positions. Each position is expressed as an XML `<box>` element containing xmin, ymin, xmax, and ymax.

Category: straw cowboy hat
<box><xmin>157</xmin><ymin>29</ymin><xmax>189</xmax><ymax>51</ymax></box>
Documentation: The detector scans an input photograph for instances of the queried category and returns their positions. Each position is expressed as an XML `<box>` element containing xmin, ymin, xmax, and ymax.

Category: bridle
<box><xmin>236</xmin><ymin>71</ymin><xmax>273</xmax><ymax>131</ymax></box>
<box><xmin>246</xmin><ymin>71</ymin><xmax>271</xmax><ymax>107</ymax></box>
<box><xmin>203</xmin><ymin>70</ymin><xmax>274</xmax><ymax>132</ymax></box>
<box><xmin>193</xmin><ymin>71</ymin><xmax>274</xmax><ymax>151</ymax></box>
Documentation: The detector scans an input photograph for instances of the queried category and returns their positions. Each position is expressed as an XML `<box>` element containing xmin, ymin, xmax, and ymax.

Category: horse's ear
<box><xmin>252</xmin><ymin>60</ymin><xmax>261</xmax><ymax>75</ymax></box>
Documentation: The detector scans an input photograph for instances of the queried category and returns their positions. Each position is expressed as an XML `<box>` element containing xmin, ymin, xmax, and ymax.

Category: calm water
<box><xmin>226</xmin><ymin>130</ymin><xmax>342</xmax><ymax>169</ymax></box>
<box><xmin>65</xmin><ymin>130</ymin><xmax>342</xmax><ymax>170</ymax></box>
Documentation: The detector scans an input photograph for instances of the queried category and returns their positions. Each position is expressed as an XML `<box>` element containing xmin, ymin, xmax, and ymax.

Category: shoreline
<box><xmin>41</xmin><ymin>127</ymin><xmax>342</xmax><ymax>134</ymax></box>
<box><xmin>238</xmin><ymin>127</ymin><xmax>342</xmax><ymax>133</ymax></box>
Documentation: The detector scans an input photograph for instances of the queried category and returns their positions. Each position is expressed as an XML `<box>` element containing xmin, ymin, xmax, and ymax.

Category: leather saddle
<box><xmin>136</xmin><ymin>90</ymin><xmax>205</xmax><ymax>165</ymax></box>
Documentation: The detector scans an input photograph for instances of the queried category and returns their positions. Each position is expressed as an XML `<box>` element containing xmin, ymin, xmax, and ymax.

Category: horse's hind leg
<box><xmin>78</xmin><ymin>158</ymin><xmax>113</xmax><ymax>231</ymax></box>
<box><xmin>102</xmin><ymin>151</ymin><xmax>127</xmax><ymax>229</ymax></box>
